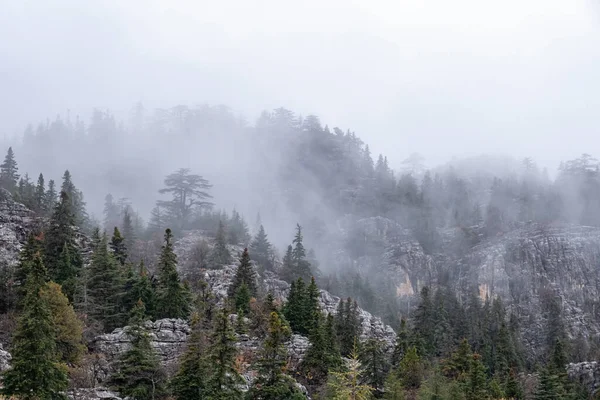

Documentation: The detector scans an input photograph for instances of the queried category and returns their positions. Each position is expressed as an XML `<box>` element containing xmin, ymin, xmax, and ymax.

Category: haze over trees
<box><xmin>0</xmin><ymin>104</ymin><xmax>599</xmax><ymax>399</ymax></box>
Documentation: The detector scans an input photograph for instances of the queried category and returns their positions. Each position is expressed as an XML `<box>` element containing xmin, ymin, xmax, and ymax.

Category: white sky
<box><xmin>1</xmin><ymin>0</ymin><xmax>599</xmax><ymax>171</ymax></box>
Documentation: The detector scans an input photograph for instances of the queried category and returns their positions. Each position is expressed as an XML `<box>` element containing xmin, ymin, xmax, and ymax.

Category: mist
<box><xmin>2</xmin><ymin>0</ymin><xmax>600</xmax><ymax>173</ymax></box>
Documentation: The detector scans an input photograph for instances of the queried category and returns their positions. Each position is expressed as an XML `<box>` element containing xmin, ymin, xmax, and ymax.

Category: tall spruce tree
<box><xmin>1</xmin><ymin>254</ymin><xmax>69</xmax><ymax>400</ymax></box>
<box><xmin>280</xmin><ymin>245</ymin><xmax>294</xmax><ymax>282</ymax></box>
<box><xmin>44</xmin><ymin>191</ymin><xmax>83</xmax><ymax>300</ymax></box>
<box><xmin>87</xmin><ymin>233</ymin><xmax>123</xmax><ymax>331</ymax></box>
<box><xmin>228</xmin><ymin>248</ymin><xmax>258</xmax><ymax>301</ymax></box>
<box><xmin>0</xmin><ymin>146</ymin><xmax>19</xmax><ymax>192</ymax></box>
<box><xmin>247</xmin><ymin>312</ymin><xmax>305</xmax><ymax>400</ymax></box>
<box><xmin>45</xmin><ymin>179</ymin><xmax>57</xmax><ymax>215</ymax></box>
<box><xmin>60</xmin><ymin>170</ymin><xmax>87</xmax><ymax>227</ymax></box>
<box><xmin>34</xmin><ymin>173</ymin><xmax>46</xmax><ymax>214</ymax></box>
<box><xmin>171</xmin><ymin>313</ymin><xmax>212</xmax><ymax>400</ymax></box>
<box><xmin>110</xmin><ymin>300</ymin><xmax>165</xmax><ymax>400</ymax></box>
<box><xmin>156</xmin><ymin>228</ymin><xmax>190</xmax><ymax>319</ymax></box>
<box><xmin>291</xmin><ymin>224</ymin><xmax>312</xmax><ymax>282</ymax></box>
<box><xmin>335</xmin><ymin>298</ymin><xmax>361</xmax><ymax>357</ymax></box>
<box><xmin>206</xmin><ymin>310</ymin><xmax>244</xmax><ymax>399</ymax></box>
<box><xmin>360</xmin><ymin>339</ymin><xmax>389</xmax><ymax>392</ymax></box>
<box><xmin>122</xmin><ymin>210</ymin><xmax>136</xmax><ymax>253</ymax></box>
<box><xmin>325</xmin><ymin>339</ymin><xmax>374</xmax><ymax>400</ymax></box>
<box><xmin>110</xmin><ymin>227</ymin><xmax>128</xmax><ymax>266</ymax></box>
<box><xmin>250</xmin><ymin>224</ymin><xmax>274</xmax><ymax>272</ymax></box>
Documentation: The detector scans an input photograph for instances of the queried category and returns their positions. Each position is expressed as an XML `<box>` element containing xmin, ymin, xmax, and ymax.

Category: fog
<box><xmin>2</xmin><ymin>0</ymin><xmax>600</xmax><ymax>172</ymax></box>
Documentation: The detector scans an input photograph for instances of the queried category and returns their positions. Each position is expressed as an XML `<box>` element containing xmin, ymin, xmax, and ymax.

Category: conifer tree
<box><xmin>392</xmin><ymin>318</ymin><xmax>409</xmax><ymax>368</ymax></box>
<box><xmin>284</xmin><ymin>277</ymin><xmax>317</xmax><ymax>335</ymax></box>
<box><xmin>156</xmin><ymin>229</ymin><xmax>190</xmax><ymax>319</ymax></box>
<box><xmin>360</xmin><ymin>339</ymin><xmax>389</xmax><ymax>391</ymax></box>
<box><xmin>305</xmin><ymin>276</ymin><xmax>321</xmax><ymax>333</ymax></box>
<box><xmin>504</xmin><ymin>369</ymin><xmax>524</xmax><ymax>400</ymax></box>
<box><xmin>110</xmin><ymin>226</ymin><xmax>128</xmax><ymax>266</ymax></box>
<box><xmin>383</xmin><ymin>372</ymin><xmax>405</xmax><ymax>400</ymax></box>
<box><xmin>280</xmin><ymin>245</ymin><xmax>295</xmax><ymax>282</ymax></box>
<box><xmin>247</xmin><ymin>312</ymin><xmax>305</xmax><ymax>400</ymax></box>
<box><xmin>534</xmin><ymin>367</ymin><xmax>565</xmax><ymax>400</ymax></box>
<box><xmin>1</xmin><ymin>254</ymin><xmax>69</xmax><ymax>400</ymax></box>
<box><xmin>0</xmin><ymin>146</ymin><xmax>19</xmax><ymax>192</ymax></box>
<box><xmin>229</xmin><ymin>248</ymin><xmax>258</xmax><ymax>299</ymax></box>
<box><xmin>34</xmin><ymin>172</ymin><xmax>46</xmax><ymax>214</ymax></box>
<box><xmin>60</xmin><ymin>170</ymin><xmax>87</xmax><ymax>227</ymax></box>
<box><xmin>466</xmin><ymin>354</ymin><xmax>488</xmax><ymax>400</ymax></box>
<box><xmin>122</xmin><ymin>210</ymin><xmax>136</xmax><ymax>253</ymax></box>
<box><xmin>45</xmin><ymin>179</ymin><xmax>57</xmax><ymax>215</ymax></box>
<box><xmin>171</xmin><ymin>313</ymin><xmax>212</xmax><ymax>400</ymax></box>
<box><xmin>335</xmin><ymin>298</ymin><xmax>362</xmax><ymax>357</ymax></box>
<box><xmin>250</xmin><ymin>224</ymin><xmax>274</xmax><ymax>272</ymax></box>
<box><xmin>110</xmin><ymin>300</ymin><xmax>165</xmax><ymax>400</ymax></box>
<box><xmin>325</xmin><ymin>340</ymin><xmax>374</xmax><ymax>400</ymax></box>
<box><xmin>302</xmin><ymin>313</ymin><xmax>338</xmax><ymax>385</ymax></box>
<box><xmin>122</xmin><ymin>261</ymin><xmax>157</xmax><ymax>321</ymax></box>
<box><xmin>13</xmin><ymin>233</ymin><xmax>43</xmax><ymax>303</ymax></box>
<box><xmin>88</xmin><ymin>233</ymin><xmax>124</xmax><ymax>331</ymax></box>
<box><xmin>211</xmin><ymin>220</ymin><xmax>231</xmax><ymax>266</ymax></box>
<box><xmin>291</xmin><ymin>224</ymin><xmax>312</xmax><ymax>282</ymax></box>
<box><xmin>206</xmin><ymin>310</ymin><xmax>244</xmax><ymax>399</ymax></box>
<box><xmin>41</xmin><ymin>281</ymin><xmax>85</xmax><ymax>365</ymax></box>
<box><xmin>44</xmin><ymin>190</ymin><xmax>83</xmax><ymax>300</ymax></box>
<box><xmin>235</xmin><ymin>282</ymin><xmax>252</xmax><ymax>316</ymax></box>
<box><xmin>411</xmin><ymin>286</ymin><xmax>435</xmax><ymax>356</ymax></box>
<box><xmin>398</xmin><ymin>346</ymin><xmax>423</xmax><ymax>390</ymax></box>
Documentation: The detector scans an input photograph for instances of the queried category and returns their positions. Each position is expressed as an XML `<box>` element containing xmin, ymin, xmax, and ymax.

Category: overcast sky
<box><xmin>1</xmin><ymin>0</ymin><xmax>599</xmax><ymax>172</ymax></box>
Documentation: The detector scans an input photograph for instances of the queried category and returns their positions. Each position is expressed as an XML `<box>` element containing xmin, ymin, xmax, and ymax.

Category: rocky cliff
<box><xmin>449</xmin><ymin>224</ymin><xmax>600</xmax><ymax>361</ymax></box>
<box><xmin>0</xmin><ymin>189</ymin><xmax>37</xmax><ymax>270</ymax></box>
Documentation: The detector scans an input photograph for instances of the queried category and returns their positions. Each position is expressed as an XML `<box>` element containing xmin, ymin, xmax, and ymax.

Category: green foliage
<box><xmin>281</xmin><ymin>224</ymin><xmax>313</xmax><ymax>283</ymax></box>
<box><xmin>411</xmin><ymin>286</ymin><xmax>435</xmax><ymax>357</ymax></box>
<box><xmin>283</xmin><ymin>277</ymin><xmax>321</xmax><ymax>336</ymax></box>
<box><xmin>360</xmin><ymin>338</ymin><xmax>390</xmax><ymax>391</ymax></box>
<box><xmin>398</xmin><ymin>346</ymin><xmax>423</xmax><ymax>390</ymax></box>
<box><xmin>247</xmin><ymin>312</ymin><xmax>306</xmax><ymax>400</ymax></box>
<box><xmin>87</xmin><ymin>233</ymin><xmax>124</xmax><ymax>331</ymax></box>
<box><xmin>1</xmin><ymin>254</ymin><xmax>69</xmax><ymax>400</ymax></box>
<box><xmin>301</xmin><ymin>313</ymin><xmax>342</xmax><ymax>386</ymax></box>
<box><xmin>0</xmin><ymin>146</ymin><xmax>19</xmax><ymax>192</ymax></box>
<box><xmin>235</xmin><ymin>283</ymin><xmax>252</xmax><ymax>316</ymax></box>
<box><xmin>155</xmin><ymin>228</ymin><xmax>190</xmax><ymax>319</ymax></box>
<box><xmin>110</xmin><ymin>227</ymin><xmax>128</xmax><ymax>266</ymax></box>
<box><xmin>110</xmin><ymin>300</ymin><xmax>166</xmax><ymax>400</ymax></box>
<box><xmin>229</xmin><ymin>247</ymin><xmax>258</xmax><ymax>301</ymax></box>
<box><xmin>206</xmin><ymin>310</ymin><xmax>244</xmax><ymax>399</ymax></box>
<box><xmin>466</xmin><ymin>354</ymin><xmax>488</xmax><ymax>400</ymax></box>
<box><xmin>171</xmin><ymin>313</ymin><xmax>212</xmax><ymax>400</ymax></box>
<box><xmin>335</xmin><ymin>297</ymin><xmax>361</xmax><ymax>357</ymax></box>
<box><xmin>325</xmin><ymin>340</ymin><xmax>374</xmax><ymax>400</ymax></box>
<box><xmin>534</xmin><ymin>367</ymin><xmax>565</xmax><ymax>400</ymax></box>
<box><xmin>383</xmin><ymin>372</ymin><xmax>405</xmax><ymax>400</ymax></box>
<box><xmin>392</xmin><ymin>318</ymin><xmax>409</xmax><ymax>368</ymax></box>
<box><xmin>250</xmin><ymin>224</ymin><xmax>274</xmax><ymax>272</ymax></box>
<box><xmin>44</xmin><ymin>190</ymin><xmax>83</xmax><ymax>301</ymax></box>
<box><xmin>41</xmin><ymin>281</ymin><xmax>85</xmax><ymax>365</ymax></box>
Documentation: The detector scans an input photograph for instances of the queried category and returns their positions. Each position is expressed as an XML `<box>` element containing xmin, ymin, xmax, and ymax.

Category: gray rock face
<box><xmin>67</xmin><ymin>388</ymin><xmax>123</xmax><ymax>400</ymax></box>
<box><xmin>0</xmin><ymin>191</ymin><xmax>36</xmax><ymax>270</ymax></box>
<box><xmin>0</xmin><ymin>342</ymin><xmax>11</xmax><ymax>372</ymax></box>
<box><xmin>568</xmin><ymin>362</ymin><xmax>600</xmax><ymax>395</ymax></box>
<box><xmin>453</xmin><ymin>224</ymin><xmax>600</xmax><ymax>360</ymax></box>
<box><xmin>94</xmin><ymin>318</ymin><xmax>190</xmax><ymax>379</ymax></box>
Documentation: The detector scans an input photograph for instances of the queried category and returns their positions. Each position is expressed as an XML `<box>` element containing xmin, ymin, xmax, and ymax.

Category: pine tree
<box><xmin>13</xmin><ymin>233</ymin><xmax>43</xmax><ymax>304</ymax></box>
<box><xmin>534</xmin><ymin>367</ymin><xmax>565</xmax><ymax>400</ymax></box>
<box><xmin>398</xmin><ymin>346</ymin><xmax>423</xmax><ymax>390</ymax></box>
<box><xmin>103</xmin><ymin>193</ymin><xmax>121</xmax><ymax>234</ymax></box>
<box><xmin>41</xmin><ymin>281</ymin><xmax>85</xmax><ymax>364</ymax></box>
<box><xmin>250</xmin><ymin>224</ymin><xmax>274</xmax><ymax>272</ymax></box>
<box><xmin>44</xmin><ymin>191</ymin><xmax>83</xmax><ymax>301</ymax></box>
<box><xmin>60</xmin><ymin>170</ymin><xmax>87</xmax><ymax>227</ymax></box>
<box><xmin>392</xmin><ymin>318</ymin><xmax>409</xmax><ymax>368</ymax></box>
<box><xmin>336</xmin><ymin>298</ymin><xmax>361</xmax><ymax>357</ymax></box>
<box><xmin>0</xmin><ymin>146</ymin><xmax>19</xmax><ymax>192</ymax></box>
<box><xmin>88</xmin><ymin>234</ymin><xmax>124</xmax><ymax>331</ymax></box>
<box><xmin>280</xmin><ymin>245</ymin><xmax>294</xmax><ymax>282</ymax></box>
<box><xmin>229</xmin><ymin>248</ymin><xmax>258</xmax><ymax>299</ymax></box>
<box><xmin>235</xmin><ymin>282</ymin><xmax>252</xmax><ymax>316</ymax></box>
<box><xmin>360</xmin><ymin>339</ymin><xmax>389</xmax><ymax>391</ymax></box>
<box><xmin>302</xmin><ymin>313</ymin><xmax>339</xmax><ymax>385</ymax></box>
<box><xmin>504</xmin><ymin>369</ymin><xmax>524</xmax><ymax>400</ymax></box>
<box><xmin>110</xmin><ymin>300</ymin><xmax>165</xmax><ymax>400</ymax></box>
<box><xmin>156</xmin><ymin>229</ymin><xmax>190</xmax><ymax>319</ymax></box>
<box><xmin>305</xmin><ymin>277</ymin><xmax>321</xmax><ymax>332</ymax></box>
<box><xmin>211</xmin><ymin>220</ymin><xmax>231</xmax><ymax>266</ymax></box>
<box><xmin>45</xmin><ymin>179</ymin><xmax>57</xmax><ymax>215</ymax></box>
<box><xmin>291</xmin><ymin>224</ymin><xmax>312</xmax><ymax>282</ymax></box>
<box><xmin>247</xmin><ymin>312</ymin><xmax>305</xmax><ymax>400</ymax></box>
<box><xmin>171</xmin><ymin>313</ymin><xmax>212</xmax><ymax>400</ymax></box>
<box><xmin>326</xmin><ymin>340</ymin><xmax>374</xmax><ymax>400</ymax></box>
<box><xmin>122</xmin><ymin>209</ymin><xmax>136</xmax><ymax>253</ymax></box>
<box><xmin>206</xmin><ymin>310</ymin><xmax>244</xmax><ymax>399</ymax></box>
<box><xmin>284</xmin><ymin>277</ymin><xmax>317</xmax><ymax>335</ymax></box>
<box><xmin>34</xmin><ymin>173</ymin><xmax>46</xmax><ymax>214</ymax></box>
<box><xmin>411</xmin><ymin>286</ymin><xmax>435</xmax><ymax>356</ymax></box>
<box><xmin>122</xmin><ymin>261</ymin><xmax>157</xmax><ymax>321</ymax></box>
<box><xmin>466</xmin><ymin>354</ymin><xmax>488</xmax><ymax>400</ymax></box>
<box><xmin>382</xmin><ymin>372</ymin><xmax>405</xmax><ymax>400</ymax></box>
<box><xmin>1</xmin><ymin>254</ymin><xmax>69</xmax><ymax>400</ymax></box>
<box><xmin>110</xmin><ymin>226</ymin><xmax>128</xmax><ymax>266</ymax></box>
